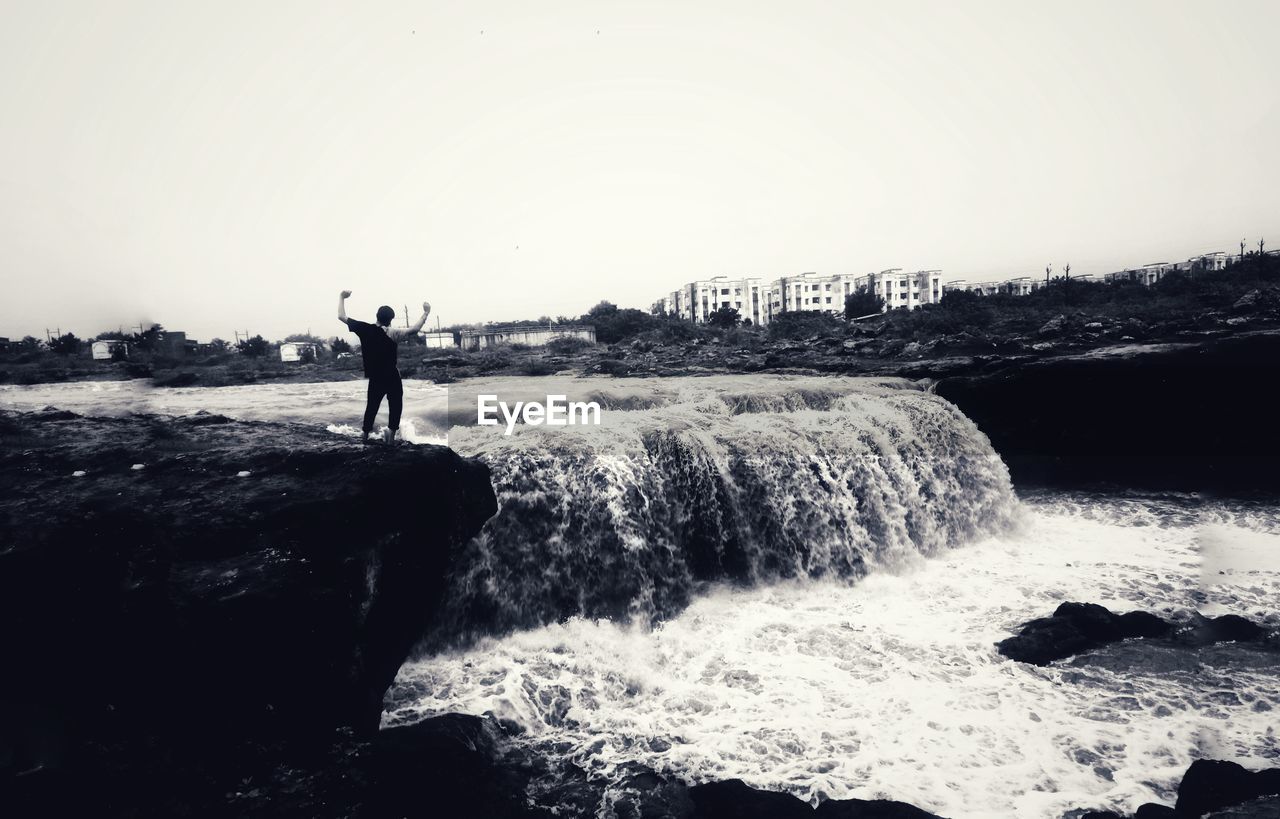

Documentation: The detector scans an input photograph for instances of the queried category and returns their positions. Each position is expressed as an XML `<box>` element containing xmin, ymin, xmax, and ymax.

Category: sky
<box><xmin>1</xmin><ymin>0</ymin><xmax>1278</xmax><ymax>342</ymax></box>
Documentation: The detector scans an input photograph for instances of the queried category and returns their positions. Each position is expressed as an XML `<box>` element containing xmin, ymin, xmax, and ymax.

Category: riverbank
<box><xmin>6</xmin><ymin>269</ymin><xmax>1280</xmax><ymax>388</ymax></box>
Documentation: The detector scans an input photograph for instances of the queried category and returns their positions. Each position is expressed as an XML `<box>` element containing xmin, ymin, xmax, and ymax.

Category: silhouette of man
<box><xmin>338</xmin><ymin>290</ymin><xmax>430</xmax><ymax>444</ymax></box>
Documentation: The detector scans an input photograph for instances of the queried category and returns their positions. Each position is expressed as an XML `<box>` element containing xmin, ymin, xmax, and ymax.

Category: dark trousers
<box><xmin>363</xmin><ymin>373</ymin><xmax>403</xmax><ymax>433</ymax></box>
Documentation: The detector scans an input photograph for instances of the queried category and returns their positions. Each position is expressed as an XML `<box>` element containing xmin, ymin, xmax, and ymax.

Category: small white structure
<box><xmin>280</xmin><ymin>342</ymin><xmax>319</xmax><ymax>362</ymax></box>
<box><xmin>421</xmin><ymin>332</ymin><xmax>455</xmax><ymax>349</ymax></box>
<box><xmin>91</xmin><ymin>340</ymin><xmax>130</xmax><ymax>360</ymax></box>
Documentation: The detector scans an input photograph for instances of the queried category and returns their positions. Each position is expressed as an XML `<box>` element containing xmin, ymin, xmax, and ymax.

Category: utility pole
<box><xmin>1045</xmin><ymin>263</ymin><xmax>1051</xmax><ymax>287</ymax></box>
<box><xmin>1242</xmin><ymin>238</ymin><xmax>1247</xmax><ymax>260</ymax></box>
<box><xmin>1261</xmin><ymin>238</ymin><xmax>1266</xmax><ymax>256</ymax></box>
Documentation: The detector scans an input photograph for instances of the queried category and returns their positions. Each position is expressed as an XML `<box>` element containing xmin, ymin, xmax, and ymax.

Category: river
<box><xmin>6</xmin><ymin>376</ymin><xmax>1278</xmax><ymax>817</ymax></box>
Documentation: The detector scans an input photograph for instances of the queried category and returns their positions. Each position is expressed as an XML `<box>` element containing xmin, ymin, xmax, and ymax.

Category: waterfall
<box><xmin>428</xmin><ymin>376</ymin><xmax>1018</xmax><ymax>645</ymax></box>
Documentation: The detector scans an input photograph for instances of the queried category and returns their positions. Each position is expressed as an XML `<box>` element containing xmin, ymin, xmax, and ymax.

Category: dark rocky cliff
<box><xmin>935</xmin><ymin>330</ymin><xmax>1280</xmax><ymax>492</ymax></box>
<box><xmin>0</xmin><ymin>409</ymin><xmax>496</xmax><ymax>812</ymax></box>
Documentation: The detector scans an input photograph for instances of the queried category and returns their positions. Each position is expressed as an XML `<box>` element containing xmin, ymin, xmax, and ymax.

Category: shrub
<box><xmin>520</xmin><ymin>358</ymin><xmax>558</xmax><ymax>376</ymax></box>
<box><xmin>584</xmin><ymin>301</ymin><xmax>662</xmax><ymax>343</ymax></box>
<box><xmin>546</xmin><ymin>336</ymin><xmax>592</xmax><ymax>355</ymax></box>
<box><xmin>767</xmin><ymin>311</ymin><xmax>845</xmax><ymax>340</ymax></box>
<box><xmin>48</xmin><ymin>333</ymin><xmax>81</xmax><ymax>355</ymax></box>
<box><xmin>471</xmin><ymin>349</ymin><xmax>513</xmax><ymax>373</ymax></box>
<box><xmin>237</xmin><ymin>335</ymin><xmax>271</xmax><ymax>358</ymax></box>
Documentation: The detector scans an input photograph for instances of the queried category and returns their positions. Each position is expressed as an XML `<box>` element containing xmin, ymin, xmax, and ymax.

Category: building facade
<box><xmin>653</xmin><ymin>247</ymin><xmax>1236</xmax><ymax>321</ymax></box>
<box><xmin>658</xmin><ymin>269</ymin><xmax>942</xmax><ymax>325</ymax></box>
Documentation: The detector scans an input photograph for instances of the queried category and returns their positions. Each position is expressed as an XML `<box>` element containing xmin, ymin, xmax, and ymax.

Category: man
<box><xmin>338</xmin><ymin>290</ymin><xmax>431</xmax><ymax>444</ymax></box>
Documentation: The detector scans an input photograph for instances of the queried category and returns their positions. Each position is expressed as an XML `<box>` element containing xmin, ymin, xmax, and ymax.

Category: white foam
<box><xmin>387</xmin><ymin>496</ymin><xmax>1280</xmax><ymax>818</ymax></box>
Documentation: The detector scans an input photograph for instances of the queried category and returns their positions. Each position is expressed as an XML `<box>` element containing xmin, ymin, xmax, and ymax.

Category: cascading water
<box><xmin>428</xmin><ymin>376</ymin><xmax>1019</xmax><ymax>646</ymax></box>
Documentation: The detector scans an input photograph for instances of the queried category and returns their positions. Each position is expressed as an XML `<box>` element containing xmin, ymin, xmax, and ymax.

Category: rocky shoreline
<box><xmin>998</xmin><ymin>602</ymin><xmax>1280</xmax><ymax>666</ymax></box>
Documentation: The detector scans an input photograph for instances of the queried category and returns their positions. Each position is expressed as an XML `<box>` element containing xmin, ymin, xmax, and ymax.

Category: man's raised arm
<box><xmin>391</xmin><ymin>302</ymin><xmax>431</xmax><ymax>339</ymax></box>
<box><xmin>338</xmin><ymin>290</ymin><xmax>352</xmax><ymax>325</ymax></box>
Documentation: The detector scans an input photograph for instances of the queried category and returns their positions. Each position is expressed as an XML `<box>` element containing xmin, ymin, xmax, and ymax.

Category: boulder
<box><xmin>998</xmin><ymin>602</ymin><xmax>1273</xmax><ymax>665</ymax></box>
<box><xmin>1177</xmin><ymin>761</ymin><xmax>1280</xmax><ymax>818</ymax></box>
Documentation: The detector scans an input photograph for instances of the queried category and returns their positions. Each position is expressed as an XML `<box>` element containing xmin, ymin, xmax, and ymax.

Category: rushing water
<box><xmin>8</xmin><ymin>376</ymin><xmax>1279</xmax><ymax>818</ymax></box>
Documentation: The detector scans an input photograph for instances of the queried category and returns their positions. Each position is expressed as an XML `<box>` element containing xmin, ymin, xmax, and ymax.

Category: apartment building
<box><xmin>658</xmin><ymin>268</ymin><xmax>943</xmax><ymax>325</ymax></box>
<box><xmin>656</xmin><ymin>276</ymin><xmax>772</xmax><ymax>325</ymax></box>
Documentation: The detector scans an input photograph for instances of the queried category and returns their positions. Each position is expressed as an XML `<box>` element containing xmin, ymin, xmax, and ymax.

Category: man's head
<box><xmin>376</xmin><ymin>305</ymin><xmax>395</xmax><ymax>326</ymax></box>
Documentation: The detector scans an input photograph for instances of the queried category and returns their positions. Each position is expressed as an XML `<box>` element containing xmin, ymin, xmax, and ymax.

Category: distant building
<box><xmin>660</xmin><ymin>276</ymin><xmax>772</xmax><ymax>325</ymax></box>
<box><xmin>1182</xmin><ymin>251</ymin><xmax>1228</xmax><ymax>273</ymax></box>
<box><xmin>91</xmin><ymin>340</ymin><xmax>130</xmax><ymax>360</ymax></box>
<box><xmin>654</xmin><ymin>244</ymin><xmax>1244</xmax><ymax>319</ymax></box>
<box><xmin>659</xmin><ymin>268</ymin><xmax>941</xmax><ymax>325</ymax></box>
<box><xmin>0</xmin><ymin>337</ymin><xmax>9</xmax><ymax>352</ymax></box>
<box><xmin>279</xmin><ymin>342</ymin><xmax>319</xmax><ymax>362</ymax></box>
<box><xmin>421</xmin><ymin>332</ymin><xmax>455</xmax><ymax>349</ymax></box>
<box><xmin>459</xmin><ymin>324</ymin><xmax>596</xmax><ymax>352</ymax></box>
<box><xmin>1000</xmin><ymin>277</ymin><xmax>1034</xmax><ymax>296</ymax></box>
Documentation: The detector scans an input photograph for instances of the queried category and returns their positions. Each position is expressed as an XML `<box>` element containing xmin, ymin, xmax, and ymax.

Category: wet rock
<box><xmin>1118</xmin><ymin>611</ymin><xmax>1172</xmax><ymax>639</ymax></box>
<box><xmin>1205</xmin><ymin>796</ymin><xmax>1280</xmax><ymax>817</ymax></box>
<box><xmin>998</xmin><ymin>603</ymin><xmax>1274</xmax><ymax>665</ymax></box>
<box><xmin>1177</xmin><ymin>614</ymin><xmax>1268</xmax><ymax>646</ymax></box>
<box><xmin>1176</xmin><ymin>760</ymin><xmax>1280</xmax><ymax>818</ymax></box>
<box><xmin>688</xmin><ymin>779</ymin><xmax>811</xmax><ymax>819</ymax></box>
<box><xmin>815</xmin><ymin>796</ymin><xmax>946</xmax><ymax>817</ymax></box>
<box><xmin>613</xmin><ymin>765</ymin><xmax>697</xmax><ymax>819</ymax></box>
<box><xmin>374</xmin><ymin>715</ymin><xmax>551</xmax><ymax>818</ymax></box>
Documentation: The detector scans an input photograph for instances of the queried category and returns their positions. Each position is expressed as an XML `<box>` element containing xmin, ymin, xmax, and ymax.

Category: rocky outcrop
<box><xmin>0</xmin><ymin>409</ymin><xmax>496</xmax><ymax>811</ymax></box>
<box><xmin>1177</xmin><ymin>761</ymin><xmax>1280</xmax><ymax>818</ymax></box>
<box><xmin>935</xmin><ymin>330</ymin><xmax>1280</xmax><ymax>491</ymax></box>
<box><xmin>998</xmin><ymin>602</ymin><xmax>1277</xmax><ymax>665</ymax></box>
<box><xmin>1075</xmin><ymin>760</ymin><xmax>1280</xmax><ymax>818</ymax></box>
<box><xmin>687</xmin><ymin>779</ymin><xmax>946</xmax><ymax>819</ymax></box>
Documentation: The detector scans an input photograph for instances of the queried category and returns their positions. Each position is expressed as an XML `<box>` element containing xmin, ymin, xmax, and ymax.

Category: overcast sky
<box><xmin>2</xmin><ymin>0</ymin><xmax>1277</xmax><ymax>342</ymax></box>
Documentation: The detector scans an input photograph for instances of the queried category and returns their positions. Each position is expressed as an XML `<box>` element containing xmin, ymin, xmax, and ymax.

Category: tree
<box><xmin>208</xmin><ymin>338</ymin><xmax>230</xmax><ymax>352</ymax></box>
<box><xmin>284</xmin><ymin>333</ymin><xmax>325</xmax><ymax>344</ymax></box>
<box><xmin>844</xmin><ymin>288</ymin><xmax>885</xmax><ymax>319</ymax></box>
<box><xmin>135</xmin><ymin>324</ymin><xmax>164</xmax><ymax>352</ymax></box>
<box><xmin>20</xmin><ymin>336</ymin><xmax>42</xmax><ymax>350</ymax></box>
<box><xmin>331</xmin><ymin>337</ymin><xmax>352</xmax><ymax>354</ymax></box>
<box><xmin>236</xmin><ymin>335</ymin><xmax>271</xmax><ymax>358</ymax></box>
<box><xmin>585</xmin><ymin>301</ymin><xmax>620</xmax><ymax>320</ymax></box>
<box><xmin>48</xmin><ymin>332</ymin><xmax>81</xmax><ymax>355</ymax></box>
<box><xmin>707</xmin><ymin>306</ymin><xmax>741</xmax><ymax>328</ymax></box>
<box><xmin>585</xmin><ymin>307</ymin><xmax>659</xmax><ymax>343</ymax></box>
